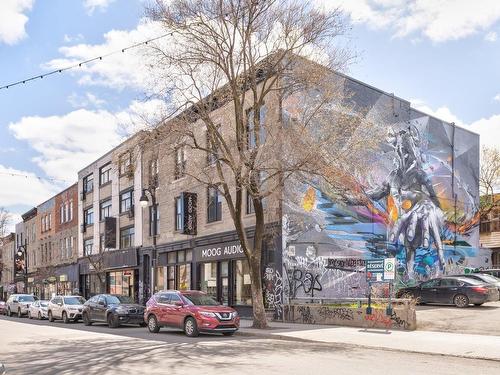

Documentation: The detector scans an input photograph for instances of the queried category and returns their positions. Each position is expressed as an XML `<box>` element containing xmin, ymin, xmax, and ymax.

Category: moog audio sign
<box><xmin>197</xmin><ymin>242</ymin><xmax>245</xmax><ymax>261</ymax></box>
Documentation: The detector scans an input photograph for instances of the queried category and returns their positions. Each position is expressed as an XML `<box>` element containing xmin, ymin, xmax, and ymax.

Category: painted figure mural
<box><xmin>281</xmin><ymin>80</ymin><xmax>489</xmax><ymax>303</ymax></box>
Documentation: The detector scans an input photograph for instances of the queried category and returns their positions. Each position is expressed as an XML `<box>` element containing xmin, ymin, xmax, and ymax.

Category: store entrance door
<box><xmin>220</xmin><ymin>261</ymin><xmax>229</xmax><ymax>306</ymax></box>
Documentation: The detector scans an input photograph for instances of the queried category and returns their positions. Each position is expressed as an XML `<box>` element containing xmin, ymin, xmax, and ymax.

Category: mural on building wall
<box><xmin>282</xmin><ymin>88</ymin><xmax>488</xmax><ymax>301</ymax></box>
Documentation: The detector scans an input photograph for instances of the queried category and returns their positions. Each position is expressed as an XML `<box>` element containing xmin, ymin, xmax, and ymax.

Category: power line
<box><xmin>0</xmin><ymin>171</ymin><xmax>72</xmax><ymax>184</ymax></box>
<box><xmin>0</xmin><ymin>32</ymin><xmax>172</xmax><ymax>91</ymax></box>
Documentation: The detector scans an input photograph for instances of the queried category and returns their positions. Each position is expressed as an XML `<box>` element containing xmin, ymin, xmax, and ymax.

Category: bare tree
<box><xmin>0</xmin><ymin>207</ymin><xmax>11</xmax><ymax>238</ymax></box>
<box><xmin>142</xmin><ymin>0</ymin><xmax>381</xmax><ymax>328</ymax></box>
<box><xmin>480</xmin><ymin>146</ymin><xmax>500</xmax><ymax>221</ymax></box>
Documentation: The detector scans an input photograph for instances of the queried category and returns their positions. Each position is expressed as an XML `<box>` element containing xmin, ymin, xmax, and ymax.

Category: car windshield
<box><xmin>183</xmin><ymin>294</ymin><xmax>219</xmax><ymax>306</ymax></box>
<box><xmin>64</xmin><ymin>296</ymin><xmax>85</xmax><ymax>305</ymax></box>
<box><xmin>18</xmin><ymin>296</ymin><xmax>35</xmax><ymax>302</ymax></box>
<box><xmin>477</xmin><ymin>274</ymin><xmax>500</xmax><ymax>283</ymax></box>
<box><xmin>116</xmin><ymin>295</ymin><xmax>134</xmax><ymax>304</ymax></box>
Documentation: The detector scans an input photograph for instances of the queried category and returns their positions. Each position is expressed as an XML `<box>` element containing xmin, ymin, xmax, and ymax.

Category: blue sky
<box><xmin>1</xmin><ymin>0</ymin><xmax>499</xmax><ymax>226</ymax></box>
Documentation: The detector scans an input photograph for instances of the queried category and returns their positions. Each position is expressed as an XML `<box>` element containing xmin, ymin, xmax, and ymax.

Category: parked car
<box><xmin>5</xmin><ymin>294</ymin><xmax>37</xmax><ymax>317</ymax></box>
<box><xmin>0</xmin><ymin>301</ymin><xmax>6</xmax><ymax>315</ymax></box>
<box><xmin>82</xmin><ymin>294</ymin><xmax>146</xmax><ymax>328</ymax></box>
<box><xmin>145</xmin><ymin>290</ymin><xmax>240</xmax><ymax>337</ymax></box>
<box><xmin>28</xmin><ymin>300</ymin><xmax>49</xmax><ymax>319</ymax></box>
<box><xmin>48</xmin><ymin>295</ymin><xmax>86</xmax><ymax>323</ymax></box>
<box><xmin>454</xmin><ymin>273</ymin><xmax>500</xmax><ymax>300</ymax></box>
<box><xmin>396</xmin><ymin>276</ymin><xmax>500</xmax><ymax>307</ymax></box>
<box><xmin>475</xmin><ymin>269</ymin><xmax>500</xmax><ymax>278</ymax></box>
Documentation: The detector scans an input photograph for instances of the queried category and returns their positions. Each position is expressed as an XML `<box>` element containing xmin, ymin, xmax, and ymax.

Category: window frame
<box><xmin>120</xmin><ymin>226</ymin><xmax>135</xmax><ymax>249</ymax></box>
<box><xmin>174</xmin><ymin>146</ymin><xmax>186</xmax><ymax>180</ymax></box>
<box><xmin>207</xmin><ymin>186</ymin><xmax>222</xmax><ymax>223</ymax></box>
<box><xmin>83</xmin><ymin>174</ymin><xmax>94</xmax><ymax>193</ymax></box>
<box><xmin>100</xmin><ymin>199</ymin><xmax>112</xmax><ymax>221</ymax></box>
<box><xmin>120</xmin><ymin>189</ymin><xmax>134</xmax><ymax>213</ymax></box>
<box><xmin>174</xmin><ymin>196</ymin><xmax>183</xmax><ymax>231</ymax></box>
<box><xmin>84</xmin><ymin>207</ymin><xmax>94</xmax><ymax>225</ymax></box>
<box><xmin>99</xmin><ymin>163</ymin><xmax>112</xmax><ymax>186</ymax></box>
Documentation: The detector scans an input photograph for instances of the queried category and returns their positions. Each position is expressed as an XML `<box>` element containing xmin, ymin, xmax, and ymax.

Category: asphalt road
<box><xmin>1</xmin><ymin>316</ymin><xmax>500</xmax><ymax>375</ymax></box>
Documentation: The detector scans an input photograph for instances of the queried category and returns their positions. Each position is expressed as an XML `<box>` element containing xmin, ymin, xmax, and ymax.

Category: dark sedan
<box><xmin>82</xmin><ymin>294</ymin><xmax>146</xmax><ymax>328</ymax></box>
<box><xmin>453</xmin><ymin>273</ymin><xmax>500</xmax><ymax>300</ymax></box>
<box><xmin>396</xmin><ymin>276</ymin><xmax>500</xmax><ymax>307</ymax></box>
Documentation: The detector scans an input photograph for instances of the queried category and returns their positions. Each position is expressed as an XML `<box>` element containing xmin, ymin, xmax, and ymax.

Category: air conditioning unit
<box><xmin>128</xmin><ymin>205</ymin><xmax>135</xmax><ymax>219</ymax></box>
<box><xmin>80</xmin><ymin>191</ymin><xmax>86</xmax><ymax>201</ymax></box>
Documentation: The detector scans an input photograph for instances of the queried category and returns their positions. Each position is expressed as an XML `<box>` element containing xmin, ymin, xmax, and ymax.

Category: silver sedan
<box><xmin>28</xmin><ymin>300</ymin><xmax>49</xmax><ymax>320</ymax></box>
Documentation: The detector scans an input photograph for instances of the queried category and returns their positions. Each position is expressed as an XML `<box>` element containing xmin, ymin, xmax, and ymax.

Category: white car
<box><xmin>28</xmin><ymin>300</ymin><xmax>49</xmax><ymax>319</ymax></box>
<box><xmin>5</xmin><ymin>294</ymin><xmax>37</xmax><ymax>317</ymax></box>
<box><xmin>48</xmin><ymin>295</ymin><xmax>86</xmax><ymax>323</ymax></box>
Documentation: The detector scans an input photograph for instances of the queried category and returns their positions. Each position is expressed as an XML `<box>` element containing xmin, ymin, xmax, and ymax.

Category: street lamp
<box><xmin>139</xmin><ymin>190</ymin><xmax>149</xmax><ymax>208</ymax></box>
<box><xmin>139</xmin><ymin>188</ymin><xmax>157</xmax><ymax>304</ymax></box>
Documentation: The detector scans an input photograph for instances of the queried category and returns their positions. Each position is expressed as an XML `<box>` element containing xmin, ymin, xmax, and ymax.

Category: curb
<box><xmin>236</xmin><ymin>328</ymin><xmax>500</xmax><ymax>363</ymax></box>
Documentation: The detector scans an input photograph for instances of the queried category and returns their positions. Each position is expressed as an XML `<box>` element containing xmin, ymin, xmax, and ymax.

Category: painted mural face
<box><xmin>282</xmin><ymin>110</ymin><xmax>488</xmax><ymax>301</ymax></box>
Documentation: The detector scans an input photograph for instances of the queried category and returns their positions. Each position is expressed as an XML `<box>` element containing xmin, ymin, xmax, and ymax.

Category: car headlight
<box><xmin>232</xmin><ymin>311</ymin><xmax>238</xmax><ymax>318</ymax></box>
<box><xmin>200</xmin><ymin>311</ymin><xmax>216</xmax><ymax>318</ymax></box>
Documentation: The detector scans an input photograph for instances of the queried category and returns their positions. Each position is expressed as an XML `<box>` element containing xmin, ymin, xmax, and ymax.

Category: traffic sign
<box><xmin>366</xmin><ymin>259</ymin><xmax>384</xmax><ymax>282</ymax></box>
<box><xmin>383</xmin><ymin>258</ymin><xmax>396</xmax><ymax>281</ymax></box>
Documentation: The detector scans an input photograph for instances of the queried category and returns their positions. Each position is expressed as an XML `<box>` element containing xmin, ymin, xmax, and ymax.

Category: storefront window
<box><xmin>234</xmin><ymin>259</ymin><xmax>252</xmax><ymax>305</ymax></box>
<box><xmin>108</xmin><ymin>270</ymin><xmax>135</xmax><ymax>300</ymax></box>
<box><xmin>177</xmin><ymin>264</ymin><xmax>191</xmax><ymax>290</ymax></box>
<box><xmin>200</xmin><ymin>262</ymin><xmax>217</xmax><ymax>299</ymax></box>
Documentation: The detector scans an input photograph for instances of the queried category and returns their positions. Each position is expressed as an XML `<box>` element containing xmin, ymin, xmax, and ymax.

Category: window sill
<box><xmin>205</xmin><ymin>219</ymin><xmax>222</xmax><ymax>226</ymax></box>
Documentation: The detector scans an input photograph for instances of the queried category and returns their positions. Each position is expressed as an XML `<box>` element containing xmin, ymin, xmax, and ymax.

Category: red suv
<box><xmin>144</xmin><ymin>290</ymin><xmax>240</xmax><ymax>337</ymax></box>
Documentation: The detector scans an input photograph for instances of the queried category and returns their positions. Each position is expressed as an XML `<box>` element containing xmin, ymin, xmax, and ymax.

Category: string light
<box><xmin>0</xmin><ymin>32</ymin><xmax>172</xmax><ymax>91</ymax></box>
<box><xmin>0</xmin><ymin>171</ymin><xmax>71</xmax><ymax>184</ymax></box>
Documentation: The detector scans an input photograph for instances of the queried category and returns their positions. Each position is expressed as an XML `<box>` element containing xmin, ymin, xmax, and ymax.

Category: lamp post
<box><xmin>139</xmin><ymin>188</ymin><xmax>157</xmax><ymax>303</ymax></box>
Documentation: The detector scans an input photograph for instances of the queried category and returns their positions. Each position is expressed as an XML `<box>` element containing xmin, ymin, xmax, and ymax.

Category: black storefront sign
<box><xmin>104</xmin><ymin>217</ymin><xmax>117</xmax><ymax>248</ymax></box>
<box><xmin>105</xmin><ymin>248</ymin><xmax>139</xmax><ymax>269</ymax></box>
<box><xmin>14</xmin><ymin>249</ymin><xmax>26</xmax><ymax>279</ymax></box>
<box><xmin>194</xmin><ymin>241</ymin><xmax>245</xmax><ymax>262</ymax></box>
<box><xmin>182</xmin><ymin>192</ymin><xmax>197</xmax><ymax>235</ymax></box>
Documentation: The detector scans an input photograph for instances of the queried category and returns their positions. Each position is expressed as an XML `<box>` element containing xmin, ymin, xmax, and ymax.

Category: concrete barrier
<box><xmin>283</xmin><ymin>300</ymin><xmax>416</xmax><ymax>331</ymax></box>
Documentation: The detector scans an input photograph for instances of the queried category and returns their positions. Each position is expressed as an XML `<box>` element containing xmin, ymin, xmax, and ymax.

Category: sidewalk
<box><xmin>238</xmin><ymin>319</ymin><xmax>500</xmax><ymax>362</ymax></box>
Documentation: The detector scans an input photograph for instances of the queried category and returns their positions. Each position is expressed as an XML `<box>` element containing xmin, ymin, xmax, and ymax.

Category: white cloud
<box><xmin>485</xmin><ymin>31</ymin><xmax>498</xmax><ymax>42</ymax></box>
<box><xmin>63</xmin><ymin>33</ymin><xmax>84</xmax><ymax>43</ymax></box>
<box><xmin>319</xmin><ymin>0</ymin><xmax>500</xmax><ymax>42</ymax></box>
<box><xmin>412</xmin><ymin>99</ymin><xmax>500</xmax><ymax>149</ymax></box>
<box><xmin>0</xmin><ymin>165</ymin><xmax>60</xmax><ymax>210</ymax></box>
<box><xmin>67</xmin><ymin>92</ymin><xmax>106</xmax><ymax>108</ymax></box>
<box><xmin>8</xmin><ymin>99</ymin><xmax>167</xmax><ymax>182</ymax></box>
<box><xmin>0</xmin><ymin>0</ymin><xmax>34</xmax><ymax>45</ymax></box>
<box><xmin>83</xmin><ymin>0</ymin><xmax>116</xmax><ymax>15</ymax></box>
<box><xmin>44</xmin><ymin>19</ymin><xmax>166</xmax><ymax>92</ymax></box>
<box><xmin>494</xmin><ymin>94</ymin><xmax>500</xmax><ymax>102</ymax></box>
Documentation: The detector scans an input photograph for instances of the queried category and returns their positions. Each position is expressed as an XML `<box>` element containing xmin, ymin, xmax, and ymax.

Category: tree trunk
<box><xmin>249</xmin><ymin>255</ymin><xmax>268</xmax><ymax>329</ymax></box>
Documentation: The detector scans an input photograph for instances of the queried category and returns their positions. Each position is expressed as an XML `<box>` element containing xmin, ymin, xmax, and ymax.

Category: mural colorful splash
<box><xmin>282</xmin><ymin>94</ymin><xmax>489</xmax><ymax>301</ymax></box>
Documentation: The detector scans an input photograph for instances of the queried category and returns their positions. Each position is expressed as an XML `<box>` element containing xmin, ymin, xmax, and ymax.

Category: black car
<box><xmin>82</xmin><ymin>294</ymin><xmax>146</xmax><ymax>328</ymax></box>
<box><xmin>452</xmin><ymin>273</ymin><xmax>500</xmax><ymax>300</ymax></box>
<box><xmin>396</xmin><ymin>276</ymin><xmax>500</xmax><ymax>307</ymax></box>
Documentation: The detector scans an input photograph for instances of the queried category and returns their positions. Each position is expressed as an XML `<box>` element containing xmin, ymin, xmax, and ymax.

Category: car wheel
<box><xmin>83</xmin><ymin>313</ymin><xmax>92</xmax><ymax>326</ymax></box>
<box><xmin>62</xmin><ymin>311</ymin><xmax>70</xmax><ymax>324</ymax></box>
<box><xmin>147</xmin><ymin>315</ymin><xmax>160</xmax><ymax>333</ymax></box>
<box><xmin>184</xmin><ymin>317</ymin><xmax>199</xmax><ymax>337</ymax></box>
<box><xmin>48</xmin><ymin>311</ymin><xmax>54</xmax><ymax>322</ymax></box>
<box><xmin>222</xmin><ymin>332</ymin><xmax>235</xmax><ymax>336</ymax></box>
<box><xmin>454</xmin><ymin>294</ymin><xmax>469</xmax><ymax>308</ymax></box>
<box><xmin>107</xmin><ymin>314</ymin><xmax>119</xmax><ymax>328</ymax></box>
<box><xmin>38</xmin><ymin>312</ymin><xmax>42</xmax><ymax>320</ymax></box>
<box><xmin>18</xmin><ymin>308</ymin><xmax>22</xmax><ymax>318</ymax></box>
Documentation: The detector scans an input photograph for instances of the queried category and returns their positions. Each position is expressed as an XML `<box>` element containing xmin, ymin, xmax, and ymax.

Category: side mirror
<box><xmin>98</xmin><ymin>300</ymin><xmax>106</xmax><ymax>306</ymax></box>
<box><xmin>58</xmin><ymin>302</ymin><xmax>63</xmax><ymax>306</ymax></box>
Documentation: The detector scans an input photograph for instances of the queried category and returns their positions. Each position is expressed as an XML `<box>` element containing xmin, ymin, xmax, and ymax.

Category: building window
<box><xmin>174</xmin><ymin>146</ymin><xmax>186</xmax><ymax>179</ymax></box>
<box><xmin>120</xmin><ymin>190</ymin><xmax>133</xmax><ymax>213</ymax></box>
<box><xmin>120</xmin><ymin>227</ymin><xmax>134</xmax><ymax>249</ymax></box>
<box><xmin>206</xmin><ymin>130</ymin><xmax>218</xmax><ymax>165</ymax></box>
<box><xmin>60</xmin><ymin>204</ymin><xmax>66</xmax><ymax>224</ymax></box>
<box><xmin>246</xmin><ymin>190</ymin><xmax>255</xmax><ymax>214</ymax></box>
<box><xmin>149</xmin><ymin>204</ymin><xmax>159</xmax><ymax>236</ymax></box>
<box><xmin>175</xmin><ymin>196</ymin><xmax>183</xmax><ymax>231</ymax></box>
<box><xmin>149</xmin><ymin>158</ymin><xmax>159</xmax><ymax>176</ymax></box>
<box><xmin>207</xmin><ymin>186</ymin><xmax>222</xmax><ymax>223</ymax></box>
<box><xmin>246</xmin><ymin>105</ymin><xmax>267</xmax><ymax>149</ymax></box>
<box><xmin>84</xmin><ymin>207</ymin><xmax>94</xmax><ymax>225</ymax></box>
<box><xmin>119</xmin><ymin>152</ymin><xmax>132</xmax><ymax>176</ymax></box>
<box><xmin>100</xmin><ymin>199</ymin><xmax>112</xmax><ymax>220</ymax></box>
<box><xmin>69</xmin><ymin>200</ymin><xmax>73</xmax><ymax>221</ymax></box>
<box><xmin>83</xmin><ymin>238</ymin><xmax>93</xmax><ymax>256</ymax></box>
<box><xmin>83</xmin><ymin>174</ymin><xmax>94</xmax><ymax>193</ymax></box>
<box><xmin>48</xmin><ymin>213</ymin><xmax>52</xmax><ymax>230</ymax></box>
<box><xmin>100</xmin><ymin>163</ymin><xmax>112</xmax><ymax>185</ymax></box>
